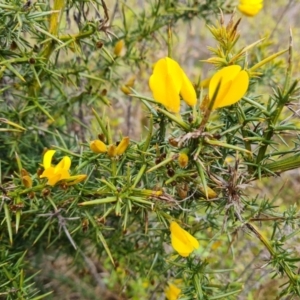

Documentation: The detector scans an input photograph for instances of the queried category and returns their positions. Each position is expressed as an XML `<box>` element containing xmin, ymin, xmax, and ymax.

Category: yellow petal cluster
<box><xmin>209</xmin><ymin>65</ymin><xmax>249</xmax><ymax>110</ymax></box>
<box><xmin>149</xmin><ymin>57</ymin><xmax>197</xmax><ymax>113</ymax></box>
<box><xmin>238</xmin><ymin>0</ymin><xmax>263</xmax><ymax>17</ymax></box>
<box><xmin>40</xmin><ymin>150</ymin><xmax>71</xmax><ymax>186</ymax></box>
<box><xmin>165</xmin><ymin>283</ymin><xmax>181</xmax><ymax>300</ymax></box>
<box><xmin>90</xmin><ymin>137</ymin><xmax>130</xmax><ymax>157</ymax></box>
<box><xmin>170</xmin><ymin>221</ymin><xmax>199</xmax><ymax>257</ymax></box>
<box><xmin>40</xmin><ymin>150</ymin><xmax>86</xmax><ymax>186</ymax></box>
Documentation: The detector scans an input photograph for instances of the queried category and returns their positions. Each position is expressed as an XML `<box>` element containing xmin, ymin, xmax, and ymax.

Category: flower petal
<box><xmin>149</xmin><ymin>57</ymin><xmax>182</xmax><ymax>113</ymax></box>
<box><xmin>55</xmin><ymin>156</ymin><xmax>71</xmax><ymax>171</ymax></box>
<box><xmin>115</xmin><ymin>137</ymin><xmax>130</xmax><ymax>155</ymax></box>
<box><xmin>165</xmin><ymin>283</ymin><xmax>181</xmax><ymax>300</ymax></box>
<box><xmin>216</xmin><ymin>70</ymin><xmax>249</xmax><ymax>108</ymax></box>
<box><xmin>171</xmin><ymin>233</ymin><xmax>195</xmax><ymax>257</ymax></box>
<box><xmin>40</xmin><ymin>167</ymin><xmax>55</xmax><ymax>179</ymax></box>
<box><xmin>47</xmin><ymin>174</ymin><xmax>62</xmax><ymax>186</ymax></box>
<box><xmin>43</xmin><ymin>150</ymin><xmax>56</xmax><ymax>169</ymax></box>
<box><xmin>209</xmin><ymin>65</ymin><xmax>249</xmax><ymax>109</ymax></box>
<box><xmin>58</xmin><ymin>169</ymin><xmax>70</xmax><ymax>180</ymax></box>
<box><xmin>90</xmin><ymin>140</ymin><xmax>107</xmax><ymax>153</ymax></box>
<box><xmin>239</xmin><ymin>0</ymin><xmax>263</xmax><ymax>4</ymax></box>
<box><xmin>170</xmin><ymin>221</ymin><xmax>199</xmax><ymax>257</ymax></box>
<box><xmin>180</xmin><ymin>70</ymin><xmax>197</xmax><ymax>106</ymax></box>
<box><xmin>165</xmin><ymin>57</ymin><xmax>183</xmax><ymax>92</ymax></box>
<box><xmin>238</xmin><ymin>3</ymin><xmax>263</xmax><ymax>16</ymax></box>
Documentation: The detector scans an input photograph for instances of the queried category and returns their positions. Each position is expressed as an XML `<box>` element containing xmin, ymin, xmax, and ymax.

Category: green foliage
<box><xmin>1</xmin><ymin>0</ymin><xmax>300</xmax><ymax>299</ymax></box>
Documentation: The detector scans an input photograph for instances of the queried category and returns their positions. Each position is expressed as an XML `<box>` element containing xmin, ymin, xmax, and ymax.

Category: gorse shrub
<box><xmin>1</xmin><ymin>0</ymin><xmax>300</xmax><ymax>299</ymax></box>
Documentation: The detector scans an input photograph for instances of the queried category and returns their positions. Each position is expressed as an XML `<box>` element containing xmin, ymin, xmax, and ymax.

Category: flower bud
<box><xmin>115</xmin><ymin>137</ymin><xmax>130</xmax><ymax>156</ymax></box>
<box><xmin>178</xmin><ymin>152</ymin><xmax>189</xmax><ymax>168</ymax></box>
<box><xmin>21</xmin><ymin>169</ymin><xmax>32</xmax><ymax>188</ymax></box>
<box><xmin>22</xmin><ymin>175</ymin><xmax>32</xmax><ymax>188</ymax></box>
<box><xmin>107</xmin><ymin>144</ymin><xmax>117</xmax><ymax>157</ymax></box>
<box><xmin>198</xmin><ymin>185</ymin><xmax>218</xmax><ymax>199</ymax></box>
<box><xmin>125</xmin><ymin>75</ymin><xmax>136</xmax><ymax>88</ymax></box>
<box><xmin>114</xmin><ymin>39</ymin><xmax>125</xmax><ymax>56</ymax></box>
<box><xmin>90</xmin><ymin>140</ymin><xmax>107</xmax><ymax>154</ymax></box>
<box><xmin>120</xmin><ymin>85</ymin><xmax>131</xmax><ymax>95</ymax></box>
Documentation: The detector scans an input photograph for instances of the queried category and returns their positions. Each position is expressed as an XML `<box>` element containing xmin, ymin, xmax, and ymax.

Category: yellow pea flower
<box><xmin>149</xmin><ymin>57</ymin><xmax>197</xmax><ymax>113</ymax></box>
<box><xmin>209</xmin><ymin>65</ymin><xmax>249</xmax><ymax>110</ymax></box>
<box><xmin>170</xmin><ymin>221</ymin><xmax>199</xmax><ymax>257</ymax></box>
<box><xmin>238</xmin><ymin>0</ymin><xmax>263</xmax><ymax>17</ymax></box>
<box><xmin>165</xmin><ymin>282</ymin><xmax>181</xmax><ymax>300</ymax></box>
<box><xmin>90</xmin><ymin>140</ymin><xmax>108</xmax><ymax>154</ymax></box>
<box><xmin>40</xmin><ymin>150</ymin><xmax>71</xmax><ymax>186</ymax></box>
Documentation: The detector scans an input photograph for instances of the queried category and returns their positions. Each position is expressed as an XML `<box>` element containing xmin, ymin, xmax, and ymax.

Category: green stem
<box><xmin>247</xmin><ymin>222</ymin><xmax>297</xmax><ymax>284</ymax></box>
<box><xmin>256</xmin><ymin>32</ymin><xmax>295</xmax><ymax>165</ymax></box>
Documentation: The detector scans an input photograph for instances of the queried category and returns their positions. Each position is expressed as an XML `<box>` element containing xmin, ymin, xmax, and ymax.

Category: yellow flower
<box><xmin>90</xmin><ymin>140</ymin><xmax>108</xmax><ymax>154</ymax></box>
<box><xmin>238</xmin><ymin>0</ymin><xmax>263</xmax><ymax>17</ymax></box>
<box><xmin>165</xmin><ymin>283</ymin><xmax>181</xmax><ymax>300</ymax></box>
<box><xmin>209</xmin><ymin>65</ymin><xmax>249</xmax><ymax>110</ymax></box>
<box><xmin>170</xmin><ymin>221</ymin><xmax>199</xmax><ymax>257</ymax></box>
<box><xmin>40</xmin><ymin>150</ymin><xmax>71</xmax><ymax>186</ymax></box>
<box><xmin>149</xmin><ymin>57</ymin><xmax>197</xmax><ymax>113</ymax></box>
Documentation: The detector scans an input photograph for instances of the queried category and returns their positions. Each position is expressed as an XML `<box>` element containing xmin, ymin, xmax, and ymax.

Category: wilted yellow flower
<box><xmin>90</xmin><ymin>140</ymin><xmax>107</xmax><ymax>154</ymax></box>
<box><xmin>21</xmin><ymin>169</ymin><xmax>32</xmax><ymax>188</ymax></box>
<box><xmin>238</xmin><ymin>0</ymin><xmax>263</xmax><ymax>17</ymax></box>
<box><xmin>209</xmin><ymin>65</ymin><xmax>249</xmax><ymax>110</ymax></box>
<box><xmin>149</xmin><ymin>57</ymin><xmax>197</xmax><ymax>113</ymax></box>
<box><xmin>40</xmin><ymin>150</ymin><xmax>71</xmax><ymax>186</ymax></box>
<box><xmin>165</xmin><ymin>282</ymin><xmax>181</xmax><ymax>300</ymax></box>
<box><xmin>170</xmin><ymin>221</ymin><xmax>199</xmax><ymax>257</ymax></box>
